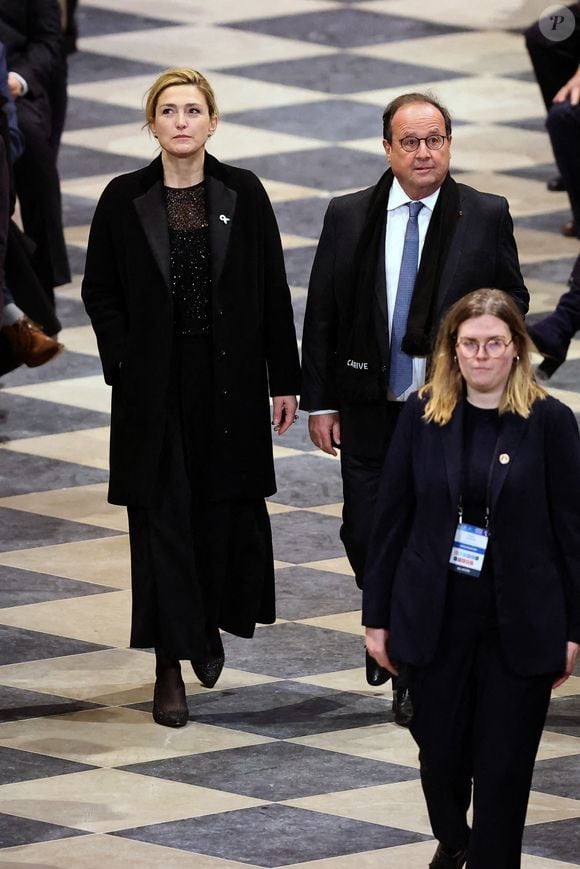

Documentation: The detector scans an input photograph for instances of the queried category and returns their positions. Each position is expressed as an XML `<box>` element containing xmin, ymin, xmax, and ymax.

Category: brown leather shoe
<box><xmin>2</xmin><ymin>318</ymin><xmax>64</xmax><ymax>367</ymax></box>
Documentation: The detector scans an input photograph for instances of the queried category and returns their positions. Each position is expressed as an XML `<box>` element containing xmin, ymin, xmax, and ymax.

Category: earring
<box><xmin>515</xmin><ymin>355</ymin><xmax>520</xmax><ymax>362</ymax></box>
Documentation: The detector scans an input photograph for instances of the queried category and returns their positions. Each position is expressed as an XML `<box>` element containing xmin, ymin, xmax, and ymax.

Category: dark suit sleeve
<box><xmin>6</xmin><ymin>0</ymin><xmax>63</xmax><ymax>95</ymax></box>
<box><xmin>81</xmin><ymin>183</ymin><xmax>128</xmax><ymax>386</ymax></box>
<box><xmin>545</xmin><ymin>400</ymin><xmax>580</xmax><ymax>643</ymax></box>
<box><xmin>256</xmin><ymin>177</ymin><xmax>301</xmax><ymax>397</ymax></box>
<box><xmin>362</xmin><ymin>395</ymin><xmax>419</xmax><ymax>628</ymax></box>
<box><xmin>494</xmin><ymin>197</ymin><xmax>529</xmax><ymax>316</ymax></box>
<box><xmin>300</xmin><ymin>199</ymin><xmax>339</xmax><ymax>411</ymax></box>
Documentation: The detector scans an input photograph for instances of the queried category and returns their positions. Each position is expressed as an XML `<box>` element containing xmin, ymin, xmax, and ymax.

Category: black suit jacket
<box><xmin>82</xmin><ymin>153</ymin><xmax>300</xmax><ymax>506</ymax></box>
<box><xmin>0</xmin><ymin>0</ymin><xmax>62</xmax><ymax>99</ymax></box>
<box><xmin>301</xmin><ymin>178</ymin><xmax>529</xmax><ymax>457</ymax></box>
<box><xmin>362</xmin><ymin>393</ymin><xmax>580</xmax><ymax>677</ymax></box>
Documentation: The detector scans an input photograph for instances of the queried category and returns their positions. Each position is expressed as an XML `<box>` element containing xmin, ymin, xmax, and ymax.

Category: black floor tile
<box><xmin>0</xmin><ymin>626</ymin><xmax>110</xmax><ymax>669</ymax></box>
<box><xmin>283</xmin><ymin>245</ymin><xmax>317</xmax><ymax>289</ymax></box>
<box><xmin>270</xmin><ymin>453</ymin><xmax>343</xmax><ymax>507</ymax></box>
<box><xmin>75</xmin><ymin>5</ymin><xmax>177</xmax><ymax>37</ymax></box>
<box><xmin>532</xmin><ymin>754</ymin><xmax>580</xmax><ymax>800</ymax></box>
<box><xmin>544</xmin><ymin>695</ymin><xmax>580</xmax><ymax>739</ymax></box>
<box><xmin>237</xmin><ymin>146</ymin><xmax>384</xmax><ymax>191</ymax></box>
<box><xmin>58</xmin><ymin>143</ymin><xmax>145</xmax><ymax>181</ymax></box>
<box><xmin>0</xmin><ymin>451</ymin><xmax>109</xmax><ymax>498</ymax></box>
<box><xmin>270</xmin><ymin>510</ymin><xmax>343</xmax><ymax>563</ymax></box>
<box><xmin>115</xmin><ymin>803</ymin><xmax>429</xmax><ymax>866</ymax></box>
<box><xmin>225</xmin><ymin>9</ymin><xmax>470</xmax><ymax>49</ymax></box>
<box><xmin>0</xmin><ymin>394</ymin><xmax>109</xmax><ymax>440</ymax></box>
<box><xmin>223</xmin><ymin>54</ymin><xmax>464</xmax><ymax>95</ymax></box>
<box><xmin>0</xmin><ymin>812</ymin><xmax>87</xmax><ymax>848</ymax></box>
<box><xmin>228</xmin><ymin>99</ymin><xmax>381</xmax><ymax>143</ymax></box>
<box><xmin>0</xmin><ymin>684</ymin><xmax>101</xmax><ymax>723</ymax></box>
<box><xmin>498</xmin><ymin>162</ymin><xmax>559</xmax><ymax>185</ymax></box>
<box><xmin>54</xmin><ymin>295</ymin><xmax>92</xmax><ymax>330</ymax></box>
<box><xmin>67</xmin><ymin>51</ymin><xmax>167</xmax><ymax>85</ymax></box>
<box><xmin>0</xmin><ymin>508</ymin><xmax>121</xmax><ymax>552</ymax></box>
<box><xmin>121</xmin><ymin>740</ymin><xmax>418</xmax><ymax>801</ymax></box>
<box><xmin>1</xmin><ymin>351</ymin><xmax>102</xmax><ymax>388</ymax></box>
<box><xmin>498</xmin><ymin>116</ymin><xmax>547</xmax><ymax>133</ymax></box>
<box><xmin>0</xmin><ymin>746</ymin><xmax>93</xmax><ymax>786</ymax></box>
<box><xmin>273</xmin><ymin>196</ymin><xmax>330</xmax><ymax>239</ymax></box>
<box><xmin>62</xmin><ymin>193</ymin><xmax>99</xmax><ymax>227</ymax></box>
<box><xmin>521</xmin><ymin>257</ymin><xmax>577</xmax><ymax>285</ymax></box>
<box><xmin>270</xmin><ymin>415</ymin><xmax>317</xmax><ymax>452</ymax></box>
<box><xmin>514</xmin><ymin>209</ymin><xmax>573</xmax><ymax>234</ymax></box>
<box><xmin>275</xmin><ymin>567</ymin><xmax>359</xmax><ymax>621</ymax></box>
<box><xmin>64</xmin><ymin>96</ymin><xmax>145</xmax><ymax>131</ymax></box>
<box><xmin>523</xmin><ymin>817</ymin><xmax>580</xmax><ymax>864</ymax></box>
<box><xmin>0</xmin><ymin>566</ymin><xmax>115</xmax><ymax>608</ymax></box>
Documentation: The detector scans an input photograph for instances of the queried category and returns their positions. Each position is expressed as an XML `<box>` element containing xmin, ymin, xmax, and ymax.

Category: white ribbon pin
<box><xmin>219</xmin><ymin>214</ymin><xmax>230</xmax><ymax>224</ymax></box>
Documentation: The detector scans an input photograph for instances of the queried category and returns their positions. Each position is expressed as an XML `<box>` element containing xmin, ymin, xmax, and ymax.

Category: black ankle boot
<box><xmin>153</xmin><ymin>649</ymin><xmax>188</xmax><ymax>727</ymax></box>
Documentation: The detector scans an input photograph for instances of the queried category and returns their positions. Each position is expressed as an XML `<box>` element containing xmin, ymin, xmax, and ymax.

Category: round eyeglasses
<box><xmin>399</xmin><ymin>135</ymin><xmax>449</xmax><ymax>152</ymax></box>
<box><xmin>456</xmin><ymin>337</ymin><xmax>514</xmax><ymax>359</ymax></box>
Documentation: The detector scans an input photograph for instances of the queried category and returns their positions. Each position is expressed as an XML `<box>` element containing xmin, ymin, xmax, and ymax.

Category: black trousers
<box><xmin>339</xmin><ymin>401</ymin><xmax>404</xmax><ymax>589</ymax></box>
<box><xmin>408</xmin><ymin>573</ymin><xmax>554</xmax><ymax>869</ymax></box>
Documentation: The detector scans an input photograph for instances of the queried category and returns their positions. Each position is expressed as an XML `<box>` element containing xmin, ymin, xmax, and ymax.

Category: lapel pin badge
<box><xmin>499</xmin><ymin>453</ymin><xmax>510</xmax><ymax>465</ymax></box>
<box><xmin>219</xmin><ymin>214</ymin><xmax>230</xmax><ymax>224</ymax></box>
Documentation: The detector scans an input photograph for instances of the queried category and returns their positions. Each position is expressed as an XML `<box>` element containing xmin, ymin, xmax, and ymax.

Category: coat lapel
<box><xmin>205</xmin><ymin>173</ymin><xmax>237</xmax><ymax>291</ymax></box>
<box><xmin>133</xmin><ymin>179</ymin><xmax>171</xmax><ymax>290</ymax></box>
<box><xmin>441</xmin><ymin>400</ymin><xmax>464</xmax><ymax>515</ymax></box>
<box><xmin>489</xmin><ymin>411</ymin><xmax>527</xmax><ymax>515</ymax></box>
<box><xmin>435</xmin><ymin>198</ymin><xmax>466</xmax><ymax>316</ymax></box>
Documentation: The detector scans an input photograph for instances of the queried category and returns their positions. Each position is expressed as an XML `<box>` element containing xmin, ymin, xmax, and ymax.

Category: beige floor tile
<box><xmin>1</xmin><ymin>427</ymin><xmax>110</xmax><ymax>470</ymax></box>
<box><xmin>356</xmin><ymin>0</ymin><xmax>549</xmax><ymax>30</ymax></box>
<box><xmin>266</xmin><ymin>502</ymin><xmax>298</xmax><ymax>515</ymax></box>
<box><xmin>0</xmin><ymin>483</ymin><xmax>127</xmax><ymax>532</ymax></box>
<box><xmin>300</xmin><ymin>556</ymin><xmax>354</xmax><ymax>576</ymax></box>
<box><xmin>284</xmin><ymin>779</ymin><xmax>432</xmax><ymax>834</ymax></box>
<box><xmin>80</xmin><ymin>0</ymin><xmax>337</xmax><ymax>26</ymax></box>
<box><xmin>302</xmin><ymin>503</ymin><xmax>343</xmax><ymax>518</ymax></box>
<box><xmin>0</xmin><ymin>833</ymin><xmax>260</xmax><ymax>868</ymax></box>
<box><xmin>0</xmin><ymin>706</ymin><xmax>273</xmax><ymax>767</ymax></box>
<box><xmin>64</xmin><ymin>224</ymin><xmax>91</xmax><ymax>248</ymax></box>
<box><xmin>296</xmin><ymin>610</ymin><xmax>362</xmax><ymax>635</ymax></box>
<box><xmin>58</xmin><ymin>325</ymin><xmax>100</xmax><ymax>357</ymax></box>
<box><xmin>60</xmin><ymin>172</ymin><xmax>118</xmax><ymax>200</ymax></box>
<box><xmin>272</xmin><ymin>445</ymin><xmax>309</xmax><ymax>459</ymax></box>
<box><xmin>552</xmin><ymin>674</ymin><xmax>580</xmax><ymax>699</ymax></box>
<box><xmin>284</xmin><ymin>841</ymin><xmax>439</xmax><ymax>869</ymax></box>
<box><xmin>281</xmin><ymin>233</ymin><xmax>318</xmax><ymax>250</ymax></box>
<box><xmin>527</xmin><ymin>278</ymin><xmax>573</xmax><ymax>315</ymax></box>
<box><xmin>356</xmin><ymin>30</ymin><xmax>530</xmax><ymax>75</ymax></box>
<box><xmin>209</xmin><ymin>123</ymin><xmax>327</xmax><ymax>163</ymax></box>
<box><xmin>79</xmin><ymin>25</ymin><xmax>336</xmax><ymax>68</ymax></box>
<box><xmin>261</xmin><ymin>178</ymin><xmax>330</xmax><ymax>203</ymax></box>
<box><xmin>291</xmin><ymin>722</ymin><xmax>420</xmax><ymax>769</ymax></box>
<box><xmin>0</xmin><ymin>649</ymin><xmax>279</xmax><ymax>704</ymax></box>
<box><xmin>536</xmin><ymin>729</ymin><xmax>580</xmax><ymax>761</ymax></box>
<box><xmin>0</xmin><ymin>536</ymin><xmax>130</xmax><ymax>588</ymax></box>
<box><xmin>440</xmin><ymin>171</ymin><xmax>569</xmax><ymax>218</ymax></box>
<box><xmin>62</xmin><ymin>122</ymin><xmax>157</xmax><ymax>160</ymax></box>
<box><xmin>274</xmin><ymin>560</ymin><xmax>295</xmax><ymax>569</ymax></box>
<box><xmin>525</xmin><ymin>789</ymin><xmax>580</xmax><ymax>825</ymax></box>
<box><xmin>0</xmin><ymin>590</ymin><xmax>131</xmax><ymax>648</ymax></box>
<box><xmin>0</xmin><ymin>767</ymin><xmax>266</xmax><ymax>832</ymax></box>
<box><xmin>2</xmin><ymin>376</ymin><xmax>111</xmax><ymax>413</ymax></box>
<box><xmin>516</xmin><ymin>228</ymin><xmax>580</xmax><ymax>264</ymax></box>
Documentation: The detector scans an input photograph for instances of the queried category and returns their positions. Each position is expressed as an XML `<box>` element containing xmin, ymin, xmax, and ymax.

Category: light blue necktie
<box><xmin>389</xmin><ymin>200</ymin><xmax>424</xmax><ymax>398</ymax></box>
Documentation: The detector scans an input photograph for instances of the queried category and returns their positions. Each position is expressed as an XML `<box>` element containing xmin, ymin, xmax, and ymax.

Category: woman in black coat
<box><xmin>82</xmin><ymin>68</ymin><xmax>300</xmax><ymax>727</ymax></box>
<box><xmin>364</xmin><ymin>290</ymin><xmax>580</xmax><ymax>869</ymax></box>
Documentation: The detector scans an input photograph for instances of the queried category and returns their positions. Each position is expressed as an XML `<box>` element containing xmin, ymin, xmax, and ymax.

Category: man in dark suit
<box><xmin>0</xmin><ymin>0</ymin><xmax>70</xmax><ymax>299</ymax></box>
<box><xmin>300</xmin><ymin>92</ymin><xmax>528</xmax><ymax>725</ymax></box>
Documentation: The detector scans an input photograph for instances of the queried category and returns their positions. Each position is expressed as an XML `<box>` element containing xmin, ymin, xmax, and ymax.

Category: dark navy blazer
<box><xmin>362</xmin><ymin>392</ymin><xmax>580</xmax><ymax>677</ymax></box>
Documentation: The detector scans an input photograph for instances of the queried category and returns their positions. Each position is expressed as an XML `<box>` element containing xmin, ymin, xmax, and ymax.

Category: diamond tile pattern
<box><xmin>0</xmin><ymin>1</ymin><xmax>579</xmax><ymax>867</ymax></box>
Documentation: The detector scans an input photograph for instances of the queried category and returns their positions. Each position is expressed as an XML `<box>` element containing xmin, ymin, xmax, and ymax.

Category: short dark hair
<box><xmin>382</xmin><ymin>92</ymin><xmax>452</xmax><ymax>141</ymax></box>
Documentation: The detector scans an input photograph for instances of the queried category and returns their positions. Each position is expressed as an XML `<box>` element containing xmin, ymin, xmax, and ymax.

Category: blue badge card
<box><xmin>449</xmin><ymin>523</ymin><xmax>489</xmax><ymax>577</ymax></box>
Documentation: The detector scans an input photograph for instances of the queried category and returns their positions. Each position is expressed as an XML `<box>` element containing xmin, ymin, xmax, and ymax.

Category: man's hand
<box><xmin>365</xmin><ymin>627</ymin><xmax>399</xmax><ymax>676</ymax></box>
<box><xmin>272</xmin><ymin>395</ymin><xmax>298</xmax><ymax>435</ymax></box>
<box><xmin>308</xmin><ymin>412</ymin><xmax>341</xmax><ymax>456</ymax></box>
<box><xmin>554</xmin><ymin>68</ymin><xmax>580</xmax><ymax>106</ymax></box>
<box><xmin>7</xmin><ymin>73</ymin><xmax>23</xmax><ymax>99</ymax></box>
<box><xmin>553</xmin><ymin>641</ymin><xmax>579</xmax><ymax>689</ymax></box>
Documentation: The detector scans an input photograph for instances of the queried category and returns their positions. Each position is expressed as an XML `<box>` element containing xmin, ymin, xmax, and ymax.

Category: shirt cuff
<box><xmin>309</xmin><ymin>409</ymin><xmax>339</xmax><ymax>415</ymax></box>
<box><xmin>10</xmin><ymin>72</ymin><xmax>28</xmax><ymax>96</ymax></box>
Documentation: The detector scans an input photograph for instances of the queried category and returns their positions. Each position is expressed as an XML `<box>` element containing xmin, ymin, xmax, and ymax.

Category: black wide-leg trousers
<box><xmin>408</xmin><ymin>574</ymin><xmax>554</xmax><ymax>869</ymax></box>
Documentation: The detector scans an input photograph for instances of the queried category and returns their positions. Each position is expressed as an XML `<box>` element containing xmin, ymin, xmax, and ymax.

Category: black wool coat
<box><xmin>82</xmin><ymin>153</ymin><xmax>300</xmax><ymax>506</ymax></box>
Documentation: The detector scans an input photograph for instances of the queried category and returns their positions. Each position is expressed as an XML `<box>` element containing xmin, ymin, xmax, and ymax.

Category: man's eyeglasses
<box><xmin>456</xmin><ymin>337</ymin><xmax>513</xmax><ymax>359</ymax></box>
<box><xmin>398</xmin><ymin>135</ymin><xmax>449</xmax><ymax>152</ymax></box>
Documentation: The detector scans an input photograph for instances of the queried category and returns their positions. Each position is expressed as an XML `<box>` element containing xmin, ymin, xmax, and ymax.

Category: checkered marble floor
<box><xmin>0</xmin><ymin>1</ymin><xmax>579</xmax><ymax>866</ymax></box>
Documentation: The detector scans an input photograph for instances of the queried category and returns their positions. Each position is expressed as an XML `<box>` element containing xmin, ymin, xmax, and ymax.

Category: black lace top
<box><xmin>165</xmin><ymin>182</ymin><xmax>211</xmax><ymax>336</ymax></box>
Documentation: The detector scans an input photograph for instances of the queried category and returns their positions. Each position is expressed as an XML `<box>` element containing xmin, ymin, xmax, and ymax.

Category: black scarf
<box><xmin>338</xmin><ymin>169</ymin><xmax>461</xmax><ymax>403</ymax></box>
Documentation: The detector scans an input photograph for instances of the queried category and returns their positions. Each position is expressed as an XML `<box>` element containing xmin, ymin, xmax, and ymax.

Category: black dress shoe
<box><xmin>191</xmin><ymin>653</ymin><xmax>225</xmax><ymax>689</ymax></box>
<box><xmin>547</xmin><ymin>174</ymin><xmax>565</xmax><ymax>192</ymax></box>
<box><xmin>429</xmin><ymin>843</ymin><xmax>468</xmax><ymax>868</ymax></box>
<box><xmin>392</xmin><ymin>686</ymin><xmax>413</xmax><ymax>727</ymax></box>
<box><xmin>365</xmin><ymin>650</ymin><xmax>390</xmax><ymax>686</ymax></box>
<box><xmin>152</xmin><ymin>681</ymin><xmax>188</xmax><ymax>728</ymax></box>
<box><xmin>561</xmin><ymin>219</ymin><xmax>577</xmax><ymax>237</ymax></box>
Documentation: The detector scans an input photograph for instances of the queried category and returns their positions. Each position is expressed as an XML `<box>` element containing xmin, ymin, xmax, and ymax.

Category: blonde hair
<box><xmin>420</xmin><ymin>288</ymin><xmax>546</xmax><ymax>425</ymax></box>
<box><xmin>144</xmin><ymin>68</ymin><xmax>219</xmax><ymax>126</ymax></box>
